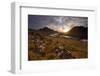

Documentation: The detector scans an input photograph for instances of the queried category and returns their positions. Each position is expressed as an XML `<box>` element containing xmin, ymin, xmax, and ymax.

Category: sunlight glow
<box><xmin>59</xmin><ymin>26</ymin><xmax>73</xmax><ymax>33</ymax></box>
<box><xmin>47</xmin><ymin>24</ymin><xmax>73</xmax><ymax>33</ymax></box>
<box><xmin>63</xmin><ymin>27</ymin><xmax>71</xmax><ymax>33</ymax></box>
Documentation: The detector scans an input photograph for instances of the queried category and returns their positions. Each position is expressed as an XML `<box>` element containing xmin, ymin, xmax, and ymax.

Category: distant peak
<box><xmin>39</xmin><ymin>27</ymin><xmax>53</xmax><ymax>31</ymax></box>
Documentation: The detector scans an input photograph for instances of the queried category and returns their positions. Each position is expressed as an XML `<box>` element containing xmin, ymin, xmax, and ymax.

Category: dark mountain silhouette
<box><xmin>66</xmin><ymin>26</ymin><xmax>88</xmax><ymax>39</ymax></box>
<box><xmin>29</xmin><ymin>26</ymin><xmax>88</xmax><ymax>39</ymax></box>
<box><xmin>38</xmin><ymin>27</ymin><xmax>58</xmax><ymax>36</ymax></box>
<box><xmin>39</xmin><ymin>27</ymin><xmax>52</xmax><ymax>31</ymax></box>
<box><xmin>28</xmin><ymin>27</ymin><xmax>58</xmax><ymax>36</ymax></box>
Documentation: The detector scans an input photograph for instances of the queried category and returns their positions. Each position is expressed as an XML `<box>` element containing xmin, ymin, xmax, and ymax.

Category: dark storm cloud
<box><xmin>28</xmin><ymin>15</ymin><xmax>56</xmax><ymax>29</ymax></box>
<box><xmin>28</xmin><ymin>15</ymin><xmax>88</xmax><ymax>30</ymax></box>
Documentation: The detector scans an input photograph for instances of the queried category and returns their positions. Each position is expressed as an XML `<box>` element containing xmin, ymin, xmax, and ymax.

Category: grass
<box><xmin>28</xmin><ymin>32</ymin><xmax>88</xmax><ymax>60</ymax></box>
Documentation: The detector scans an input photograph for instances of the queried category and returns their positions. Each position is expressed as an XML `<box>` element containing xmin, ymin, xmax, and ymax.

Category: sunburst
<box><xmin>61</xmin><ymin>26</ymin><xmax>72</xmax><ymax>33</ymax></box>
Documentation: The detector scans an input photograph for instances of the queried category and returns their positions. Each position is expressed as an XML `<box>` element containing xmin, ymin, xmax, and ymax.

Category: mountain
<box><xmin>28</xmin><ymin>27</ymin><xmax>58</xmax><ymax>36</ymax></box>
<box><xmin>39</xmin><ymin>27</ymin><xmax>56</xmax><ymax>32</ymax></box>
<box><xmin>38</xmin><ymin>27</ymin><xmax>58</xmax><ymax>36</ymax></box>
<box><xmin>66</xmin><ymin>26</ymin><xmax>88</xmax><ymax>39</ymax></box>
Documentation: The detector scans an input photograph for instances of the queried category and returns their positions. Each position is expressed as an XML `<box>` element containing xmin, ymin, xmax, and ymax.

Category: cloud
<box><xmin>28</xmin><ymin>15</ymin><xmax>88</xmax><ymax>30</ymax></box>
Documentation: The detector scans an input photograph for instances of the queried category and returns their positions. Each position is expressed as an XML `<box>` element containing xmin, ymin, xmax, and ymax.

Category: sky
<box><xmin>28</xmin><ymin>15</ymin><xmax>88</xmax><ymax>32</ymax></box>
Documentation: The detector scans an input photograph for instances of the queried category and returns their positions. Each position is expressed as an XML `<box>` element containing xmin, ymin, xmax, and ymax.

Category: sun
<box><xmin>63</xmin><ymin>28</ymin><xmax>71</xmax><ymax>32</ymax></box>
<box><xmin>58</xmin><ymin>26</ymin><xmax>72</xmax><ymax>33</ymax></box>
<box><xmin>62</xmin><ymin>26</ymin><xmax>72</xmax><ymax>33</ymax></box>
